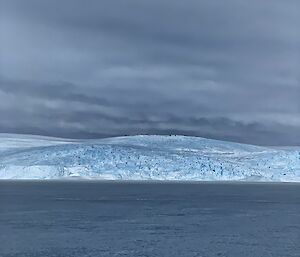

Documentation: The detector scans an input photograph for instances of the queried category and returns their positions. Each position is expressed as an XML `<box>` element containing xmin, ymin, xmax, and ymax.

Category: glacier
<box><xmin>0</xmin><ymin>133</ymin><xmax>299</xmax><ymax>182</ymax></box>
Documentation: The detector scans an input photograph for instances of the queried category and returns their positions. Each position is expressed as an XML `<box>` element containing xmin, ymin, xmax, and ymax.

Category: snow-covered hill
<box><xmin>0</xmin><ymin>134</ymin><xmax>299</xmax><ymax>181</ymax></box>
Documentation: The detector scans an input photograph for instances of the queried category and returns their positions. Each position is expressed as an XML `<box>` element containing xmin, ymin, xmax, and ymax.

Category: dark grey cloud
<box><xmin>0</xmin><ymin>0</ymin><xmax>299</xmax><ymax>145</ymax></box>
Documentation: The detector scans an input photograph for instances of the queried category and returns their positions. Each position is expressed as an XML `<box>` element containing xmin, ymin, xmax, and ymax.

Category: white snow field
<box><xmin>0</xmin><ymin>133</ymin><xmax>299</xmax><ymax>181</ymax></box>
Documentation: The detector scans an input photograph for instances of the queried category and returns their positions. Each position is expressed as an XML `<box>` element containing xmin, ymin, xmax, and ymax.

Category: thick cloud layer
<box><xmin>0</xmin><ymin>0</ymin><xmax>299</xmax><ymax>145</ymax></box>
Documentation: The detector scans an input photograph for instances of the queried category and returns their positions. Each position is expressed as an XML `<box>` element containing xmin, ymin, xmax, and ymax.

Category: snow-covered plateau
<box><xmin>0</xmin><ymin>133</ymin><xmax>299</xmax><ymax>182</ymax></box>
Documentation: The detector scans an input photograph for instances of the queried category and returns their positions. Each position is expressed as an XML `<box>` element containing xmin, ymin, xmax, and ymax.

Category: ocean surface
<box><xmin>0</xmin><ymin>181</ymin><xmax>299</xmax><ymax>257</ymax></box>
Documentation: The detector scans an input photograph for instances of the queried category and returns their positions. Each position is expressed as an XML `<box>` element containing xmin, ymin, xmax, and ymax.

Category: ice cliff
<box><xmin>0</xmin><ymin>134</ymin><xmax>299</xmax><ymax>181</ymax></box>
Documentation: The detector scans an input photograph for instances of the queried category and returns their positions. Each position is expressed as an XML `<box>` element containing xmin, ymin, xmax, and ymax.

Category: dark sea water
<box><xmin>0</xmin><ymin>181</ymin><xmax>299</xmax><ymax>257</ymax></box>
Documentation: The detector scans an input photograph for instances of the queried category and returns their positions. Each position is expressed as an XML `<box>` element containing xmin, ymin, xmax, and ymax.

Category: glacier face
<box><xmin>0</xmin><ymin>134</ymin><xmax>299</xmax><ymax>181</ymax></box>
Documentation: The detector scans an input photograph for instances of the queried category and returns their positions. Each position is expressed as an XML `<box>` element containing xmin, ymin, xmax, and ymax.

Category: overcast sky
<box><xmin>0</xmin><ymin>0</ymin><xmax>299</xmax><ymax>145</ymax></box>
